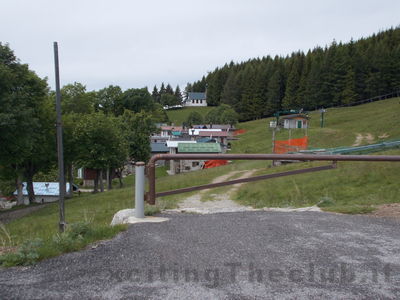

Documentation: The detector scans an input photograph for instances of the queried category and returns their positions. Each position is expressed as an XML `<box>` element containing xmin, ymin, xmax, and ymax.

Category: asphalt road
<box><xmin>0</xmin><ymin>211</ymin><xmax>399</xmax><ymax>299</ymax></box>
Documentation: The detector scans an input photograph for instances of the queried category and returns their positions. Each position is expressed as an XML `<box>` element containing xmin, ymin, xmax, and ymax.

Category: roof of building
<box><xmin>178</xmin><ymin>143</ymin><xmax>221</xmax><ymax>153</ymax></box>
<box><xmin>198</xmin><ymin>131</ymin><xmax>229</xmax><ymax>137</ymax></box>
<box><xmin>188</xmin><ymin>128</ymin><xmax>222</xmax><ymax>136</ymax></box>
<box><xmin>281</xmin><ymin>114</ymin><xmax>309</xmax><ymax>120</ymax></box>
<box><xmin>209</xmin><ymin>124</ymin><xmax>235</xmax><ymax>130</ymax></box>
<box><xmin>166</xmin><ymin>140</ymin><xmax>197</xmax><ymax>148</ymax></box>
<box><xmin>197</xmin><ymin>138</ymin><xmax>216</xmax><ymax>143</ymax></box>
<box><xmin>13</xmin><ymin>182</ymin><xmax>76</xmax><ymax>196</ymax></box>
<box><xmin>171</xmin><ymin>131</ymin><xmax>182</xmax><ymax>136</ymax></box>
<box><xmin>151</xmin><ymin>143</ymin><xmax>169</xmax><ymax>153</ymax></box>
<box><xmin>188</xmin><ymin>92</ymin><xmax>206</xmax><ymax>100</ymax></box>
<box><xmin>161</xmin><ymin>126</ymin><xmax>183</xmax><ymax>131</ymax></box>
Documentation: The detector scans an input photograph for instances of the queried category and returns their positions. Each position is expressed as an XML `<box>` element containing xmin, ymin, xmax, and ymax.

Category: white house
<box><xmin>14</xmin><ymin>182</ymin><xmax>78</xmax><ymax>204</ymax></box>
<box><xmin>281</xmin><ymin>114</ymin><xmax>309</xmax><ymax>129</ymax></box>
<box><xmin>185</xmin><ymin>92</ymin><xmax>207</xmax><ymax>107</ymax></box>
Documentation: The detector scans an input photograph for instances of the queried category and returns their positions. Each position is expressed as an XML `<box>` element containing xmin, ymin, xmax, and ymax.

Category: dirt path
<box><xmin>172</xmin><ymin>170</ymin><xmax>257</xmax><ymax>213</ymax></box>
<box><xmin>0</xmin><ymin>204</ymin><xmax>49</xmax><ymax>225</ymax></box>
<box><xmin>367</xmin><ymin>203</ymin><xmax>400</xmax><ymax>219</ymax></box>
<box><xmin>352</xmin><ymin>133</ymin><xmax>375</xmax><ymax>146</ymax></box>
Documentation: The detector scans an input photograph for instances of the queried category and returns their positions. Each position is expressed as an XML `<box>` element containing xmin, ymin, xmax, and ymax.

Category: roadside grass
<box><xmin>166</xmin><ymin>106</ymin><xmax>214</xmax><ymax>125</ymax></box>
<box><xmin>232</xmin><ymin>149</ymin><xmax>400</xmax><ymax>214</ymax></box>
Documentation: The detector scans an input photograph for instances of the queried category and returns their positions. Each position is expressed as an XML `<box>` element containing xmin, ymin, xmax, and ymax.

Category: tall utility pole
<box><xmin>53</xmin><ymin>42</ymin><xmax>66</xmax><ymax>232</ymax></box>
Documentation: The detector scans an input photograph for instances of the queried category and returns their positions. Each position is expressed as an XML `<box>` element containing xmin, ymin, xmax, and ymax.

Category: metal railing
<box><xmin>145</xmin><ymin>153</ymin><xmax>400</xmax><ymax>205</ymax></box>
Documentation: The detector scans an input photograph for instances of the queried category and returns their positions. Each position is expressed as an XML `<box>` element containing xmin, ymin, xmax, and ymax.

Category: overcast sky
<box><xmin>2</xmin><ymin>0</ymin><xmax>399</xmax><ymax>92</ymax></box>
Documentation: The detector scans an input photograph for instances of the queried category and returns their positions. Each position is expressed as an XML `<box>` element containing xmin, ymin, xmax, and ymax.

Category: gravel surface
<box><xmin>1</xmin><ymin>211</ymin><xmax>399</xmax><ymax>299</ymax></box>
<box><xmin>175</xmin><ymin>170</ymin><xmax>256</xmax><ymax>214</ymax></box>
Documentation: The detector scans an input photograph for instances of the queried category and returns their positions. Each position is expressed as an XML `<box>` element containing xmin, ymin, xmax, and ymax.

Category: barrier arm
<box><xmin>146</xmin><ymin>154</ymin><xmax>400</xmax><ymax>205</ymax></box>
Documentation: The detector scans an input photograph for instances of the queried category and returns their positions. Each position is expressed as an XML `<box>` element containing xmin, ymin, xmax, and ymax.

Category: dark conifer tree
<box><xmin>174</xmin><ymin>85</ymin><xmax>183</xmax><ymax>104</ymax></box>
<box><xmin>152</xmin><ymin>85</ymin><xmax>160</xmax><ymax>103</ymax></box>
<box><xmin>165</xmin><ymin>83</ymin><xmax>174</xmax><ymax>95</ymax></box>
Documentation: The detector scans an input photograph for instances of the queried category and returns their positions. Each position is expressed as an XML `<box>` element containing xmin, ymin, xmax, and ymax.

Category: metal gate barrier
<box><xmin>145</xmin><ymin>154</ymin><xmax>400</xmax><ymax>205</ymax></box>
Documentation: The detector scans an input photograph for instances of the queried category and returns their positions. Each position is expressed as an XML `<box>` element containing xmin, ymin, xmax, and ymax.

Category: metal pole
<box><xmin>135</xmin><ymin>162</ymin><xmax>145</xmax><ymax>218</ymax></box>
<box><xmin>320</xmin><ymin>108</ymin><xmax>325</xmax><ymax>128</ymax></box>
<box><xmin>147</xmin><ymin>161</ymin><xmax>156</xmax><ymax>205</ymax></box>
<box><xmin>54</xmin><ymin>42</ymin><xmax>66</xmax><ymax>232</ymax></box>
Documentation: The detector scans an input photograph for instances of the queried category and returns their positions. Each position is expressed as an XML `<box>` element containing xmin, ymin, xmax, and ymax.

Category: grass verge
<box><xmin>232</xmin><ymin>150</ymin><xmax>400</xmax><ymax>214</ymax></box>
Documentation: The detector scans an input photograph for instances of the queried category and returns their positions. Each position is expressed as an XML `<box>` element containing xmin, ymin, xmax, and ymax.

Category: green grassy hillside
<box><xmin>231</xmin><ymin>97</ymin><xmax>400</xmax><ymax>153</ymax></box>
<box><xmin>166</xmin><ymin>106</ymin><xmax>213</xmax><ymax>125</ymax></box>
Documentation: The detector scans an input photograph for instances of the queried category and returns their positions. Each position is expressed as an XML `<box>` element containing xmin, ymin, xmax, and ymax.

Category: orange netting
<box><xmin>203</xmin><ymin>160</ymin><xmax>229</xmax><ymax>169</ymax></box>
<box><xmin>274</xmin><ymin>137</ymin><xmax>308</xmax><ymax>154</ymax></box>
<box><xmin>233</xmin><ymin>129</ymin><xmax>247</xmax><ymax>136</ymax></box>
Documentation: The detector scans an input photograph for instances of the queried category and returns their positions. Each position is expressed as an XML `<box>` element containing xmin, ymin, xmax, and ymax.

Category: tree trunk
<box><xmin>99</xmin><ymin>169</ymin><xmax>104</xmax><ymax>192</ymax></box>
<box><xmin>16</xmin><ymin>172</ymin><xmax>24</xmax><ymax>206</ymax></box>
<box><xmin>117</xmin><ymin>168</ymin><xmax>123</xmax><ymax>188</ymax></box>
<box><xmin>26</xmin><ymin>171</ymin><xmax>35</xmax><ymax>204</ymax></box>
<box><xmin>107</xmin><ymin>167</ymin><xmax>113</xmax><ymax>190</ymax></box>
<box><xmin>66</xmin><ymin>164</ymin><xmax>73</xmax><ymax>198</ymax></box>
<box><xmin>93</xmin><ymin>169</ymin><xmax>99</xmax><ymax>193</ymax></box>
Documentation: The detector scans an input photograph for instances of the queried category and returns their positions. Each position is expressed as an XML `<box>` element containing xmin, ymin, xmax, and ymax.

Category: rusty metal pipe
<box><xmin>156</xmin><ymin>163</ymin><xmax>336</xmax><ymax>198</ymax></box>
<box><xmin>149</xmin><ymin>154</ymin><xmax>400</xmax><ymax>164</ymax></box>
<box><xmin>146</xmin><ymin>154</ymin><xmax>400</xmax><ymax>204</ymax></box>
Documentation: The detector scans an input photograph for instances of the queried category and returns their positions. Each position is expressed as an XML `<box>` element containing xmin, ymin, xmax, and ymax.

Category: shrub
<box><xmin>0</xmin><ymin>238</ymin><xmax>43</xmax><ymax>266</ymax></box>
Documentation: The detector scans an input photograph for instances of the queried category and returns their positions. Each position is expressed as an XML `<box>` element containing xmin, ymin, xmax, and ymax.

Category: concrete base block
<box><xmin>111</xmin><ymin>208</ymin><xmax>169</xmax><ymax>226</ymax></box>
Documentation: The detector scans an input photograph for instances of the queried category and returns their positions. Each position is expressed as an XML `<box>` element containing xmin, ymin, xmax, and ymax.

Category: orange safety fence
<box><xmin>203</xmin><ymin>160</ymin><xmax>229</xmax><ymax>169</ymax></box>
<box><xmin>274</xmin><ymin>137</ymin><xmax>308</xmax><ymax>154</ymax></box>
<box><xmin>233</xmin><ymin>129</ymin><xmax>247</xmax><ymax>136</ymax></box>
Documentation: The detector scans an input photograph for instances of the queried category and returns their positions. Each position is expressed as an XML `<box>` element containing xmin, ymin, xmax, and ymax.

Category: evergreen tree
<box><xmin>159</xmin><ymin>82</ymin><xmax>166</xmax><ymax>95</ymax></box>
<box><xmin>341</xmin><ymin>67</ymin><xmax>358</xmax><ymax>105</ymax></box>
<box><xmin>185</xmin><ymin>27</ymin><xmax>400</xmax><ymax>120</ymax></box>
<box><xmin>152</xmin><ymin>85</ymin><xmax>160</xmax><ymax>103</ymax></box>
<box><xmin>174</xmin><ymin>85</ymin><xmax>183</xmax><ymax>104</ymax></box>
<box><xmin>165</xmin><ymin>83</ymin><xmax>174</xmax><ymax>95</ymax></box>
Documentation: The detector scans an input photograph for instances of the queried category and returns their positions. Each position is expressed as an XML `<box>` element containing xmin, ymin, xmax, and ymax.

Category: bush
<box><xmin>52</xmin><ymin>222</ymin><xmax>91</xmax><ymax>252</ymax></box>
<box><xmin>186</xmin><ymin>111</ymin><xmax>203</xmax><ymax>126</ymax></box>
<box><xmin>0</xmin><ymin>238</ymin><xmax>43</xmax><ymax>267</ymax></box>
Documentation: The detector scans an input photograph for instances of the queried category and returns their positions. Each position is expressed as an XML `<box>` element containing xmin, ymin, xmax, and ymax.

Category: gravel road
<box><xmin>0</xmin><ymin>211</ymin><xmax>399</xmax><ymax>299</ymax></box>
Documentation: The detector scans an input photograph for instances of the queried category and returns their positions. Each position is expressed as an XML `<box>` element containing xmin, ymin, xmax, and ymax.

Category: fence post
<box><xmin>148</xmin><ymin>161</ymin><xmax>156</xmax><ymax>205</ymax></box>
<box><xmin>135</xmin><ymin>162</ymin><xmax>145</xmax><ymax>218</ymax></box>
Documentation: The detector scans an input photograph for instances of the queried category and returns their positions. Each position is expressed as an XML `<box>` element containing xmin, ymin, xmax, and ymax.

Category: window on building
<box><xmin>192</xmin><ymin>161</ymin><xmax>200</xmax><ymax>167</ymax></box>
<box><xmin>200</xmin><ymin>100</ymin><xmax>202</xmax><ymax>104</ymax></box>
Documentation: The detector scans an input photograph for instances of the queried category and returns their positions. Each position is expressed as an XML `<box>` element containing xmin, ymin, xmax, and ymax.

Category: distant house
<box><xmin>281</xmin><ymin>114</ymin><xmax>309</xmax><ymax>129</ymax></box>
<box><xmin>13</xmin><ymin>182</ymin><xmax>79</xmax><ymax>204</ymax></box>
<box><xmin>77</xmin><ymin>168</ymin><xmax>119</xmax><ymax>187</ymax></box>
<box><xmin>185</xmin><ymin>92</ymin><xmax>207</xmax><ymax>107</ymax></box>
<box><xmin>168</xmin><ymin>142</ymin><xmax>221</xmax><ymax>174</ymax></box>
<box><xmin>197</xmin><ymin>131</ymin><xmax>229</xmax><ymax>147</ymax></box>
<box><xmin>193</xmin><ymin>124</ymin><xmax>236</xmax><ymax>131</ymax></box>
<box><xmin>150</xmin><ymin>142</ymin><xmax>169</xmax><ymax>166</ymax></box>
<box><xmin>160</xmin><ymin>126</ymin><xmax>184</xmax><ymax>138</ymax></box>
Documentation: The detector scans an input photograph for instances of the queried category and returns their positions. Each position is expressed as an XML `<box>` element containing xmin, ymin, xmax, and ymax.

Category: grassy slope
<box><xmin>166</xmin><ymin>106</ymin><xmax>213</xmax><ymax>125</ymax></box>
<box><xmin>230</xmin><ymin>97</ymin><xmax>400</xmax><ymax>212</ymax></box>
<box><xmin>2</xmin><ymin>98</ymin><xmax>399</xmax><ymax>251</ymax></box>
<box><xmin>231</xmin><ymin>97</ymin><xmax>400</xmax><ymax>153</ymax></box>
